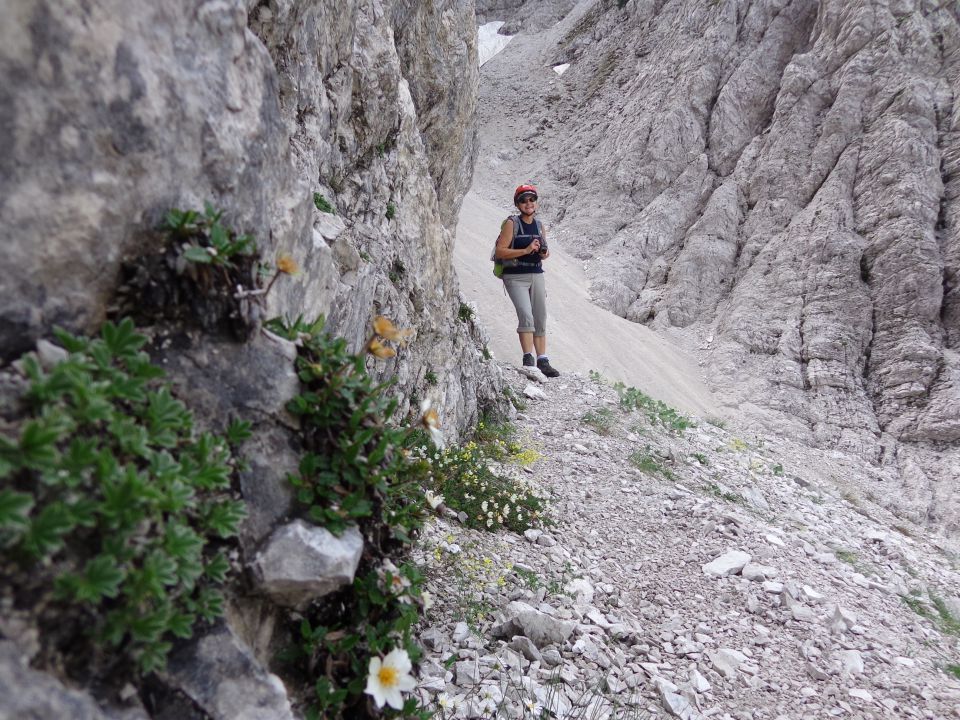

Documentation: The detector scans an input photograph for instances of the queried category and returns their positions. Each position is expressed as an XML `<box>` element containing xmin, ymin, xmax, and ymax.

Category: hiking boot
<box><xmin>537</xmin><ymin>358</ymin><xmax>560</xmax><ymax>378</ymax></box>
<box><xmin>522</xmin><ymin>353</ymin><xmax>536</xmax><ymax>367</ymax></box>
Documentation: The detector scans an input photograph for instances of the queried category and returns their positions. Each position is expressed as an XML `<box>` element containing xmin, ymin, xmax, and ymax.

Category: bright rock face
<box><xmin>482</xmin><ymin>0</ymin><xmax>960</xmax><ymax>530</ymax></box>
<box><xmin>1</xmin><ymin>0</ymin><xmax>501</xmax><ymax>440</ymax></box>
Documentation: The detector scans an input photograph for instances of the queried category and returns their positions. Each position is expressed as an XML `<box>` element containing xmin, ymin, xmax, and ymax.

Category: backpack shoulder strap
<box><xmin>508</xmin><ymin>215</ymin><xmax>520</xmax><ymax>247</ymax></box>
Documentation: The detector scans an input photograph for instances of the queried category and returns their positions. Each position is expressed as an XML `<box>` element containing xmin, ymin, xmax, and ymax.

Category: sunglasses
<box><xmin>517</xmin><ymin>195</ymin><xmax>538</xmax><ymax>203</ymax></box>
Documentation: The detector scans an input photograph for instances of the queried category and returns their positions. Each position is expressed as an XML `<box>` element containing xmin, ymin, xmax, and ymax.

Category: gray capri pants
<box><xmin>503</xmin><ymin>272</ymin><xmax>547</xmax><ymax>336</ymax></box>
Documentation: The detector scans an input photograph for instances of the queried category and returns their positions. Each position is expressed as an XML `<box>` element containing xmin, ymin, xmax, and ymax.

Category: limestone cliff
<box><xmin>476</xmin><ymin>0</ymin><xmax>960</xmax><ymax>530</ymax></box>
<box><xmin>1</xmin><ymin>0</ymin><xmax>499</xmax><ymax>440</ymax></box>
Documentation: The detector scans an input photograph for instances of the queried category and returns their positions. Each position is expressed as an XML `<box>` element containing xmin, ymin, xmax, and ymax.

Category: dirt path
<box><xmin>454</xmin><ymin>192</ymin><xmax>720</xmax><ymax>417</ymax></box>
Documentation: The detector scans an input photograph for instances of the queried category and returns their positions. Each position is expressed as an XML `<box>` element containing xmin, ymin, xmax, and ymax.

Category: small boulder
<box><xmin>491</xmin><ymin>601</ymin><xmax>575</xmax><ymax>648</ymax></box>
<box><xmin>702</xmin><ymin>551</ymin><xmax>752</xmax><ymax>577</ymax></box>
<box><xmin>710</xmin><ymin>648</ymin><xmax>747</xmax><ymax>679</ymax></box>
<box><xmin>251</xmin><ymin>520</ymin><xmax>363</xmax><ymax>609</ymax></box>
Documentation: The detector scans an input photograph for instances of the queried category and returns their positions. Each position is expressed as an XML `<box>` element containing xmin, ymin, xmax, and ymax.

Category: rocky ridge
<box><xmin>470</xmin><ymin>0</ymin><xmax>960</xmax><ymax>531</ymax></box>
<box><xmin>415</xmin><ymin>366</ymin><xmax>960</xmax><ymax>718</ymax></box>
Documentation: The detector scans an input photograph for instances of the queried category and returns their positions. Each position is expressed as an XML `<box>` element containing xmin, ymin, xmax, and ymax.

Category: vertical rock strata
<box><xmin>0</xmin><ymin>0</ymin><xmax>499</xmax><ymax>438</ymax></box>
<box><xmin>537</xmin><ymin>0</ymin><xmax>960</xmax><ymax>529</ymax></box>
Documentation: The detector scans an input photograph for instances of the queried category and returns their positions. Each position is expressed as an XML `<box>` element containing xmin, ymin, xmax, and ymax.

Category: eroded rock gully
<box><xmin>473</xmin><ymin>0</ymin><xmax>960</xmax><ymax>532</ymax></box>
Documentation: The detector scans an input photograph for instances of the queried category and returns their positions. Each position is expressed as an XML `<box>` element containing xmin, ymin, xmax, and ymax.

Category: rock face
<box><xmin>0</xmin><ymin>641</ymin><xmax>134</xmax><ymax>720</ymax></box>
<box><xmin>163</xmin><ymin>622</ymin><xmax>294</xmax><ymax>720</ymax></box>
<box><xmin>476</xmin><ymin>0</ymin><xmax>960</xmax><ymax>531</ymax></box>
<box><xmin>1</xmin><ymin>0</ymin><xmax>503</xmax><ymax>441</ymax></box>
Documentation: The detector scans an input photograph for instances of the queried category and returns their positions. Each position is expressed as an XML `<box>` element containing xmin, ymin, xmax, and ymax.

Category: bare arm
<box><xmin>495</xmin><ymin>220</ymin><xmax>541</xmax><ymax>259</ymax></box>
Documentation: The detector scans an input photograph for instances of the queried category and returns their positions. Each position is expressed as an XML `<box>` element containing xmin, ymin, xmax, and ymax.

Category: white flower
<box><xmin>365</xmin><ymin>648</ymin><xmax>417</xmax><ymax>710</ymax></box>
<box><xmin>481</xmin><ymin>500</ymin><xmax>488</xmax><ymax>512</ymax></box>
<box><xmin>421</xmin><ymin>590</ymin><xmax>434</xmax><ymax>611</ymax></box>
<box><xmin>424</xmin><ymin>489</ymin><xmax>444</xmax><ymax>509</ymax></box>
<box><xmin>524</xmin><ymin>698</ymin><xmax>543</xmax><ymax>714</ymax></box>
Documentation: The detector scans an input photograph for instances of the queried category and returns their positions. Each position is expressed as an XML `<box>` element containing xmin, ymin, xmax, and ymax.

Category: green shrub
<box><xmin>164</xmin><ymin>203</ymin><xmax>255</xmax><ymax>267</ymax></box>
<box><xmin>613</xmin><ymin>382</ymin><xmax>694</xmax><ymax>434</ymax></box>
<box><xmin>285</xmin><ymin>319</ymin><xmax>427</xmax><ymax>543</ymax></box>
<box><xmin>0</xmin><ymin>320</ymin><xmax>245</xmax><ymax>674</ymax></box>
<box><xmin>457</xmin><ymin>302</ymin><xmax>474</xmax><ymax>323</ymax></box>
<box><xmin>704</xmin><ymin>482</ymin><xmax>745</xmax><ymax>505</ymax></box>
<box><xmin>271</xmin><ymin>315</ymin><xmax>436</xmax><ymax>717</ymax></box>
<box><xmin>628</xmin><ymin>448</ymin><xmax>674</xmax><ymax>479</ymax></box>
<box><xmin>385</xmin><ymin>202</ymin><xmax>396</xmax><ymax>220</ymax></box>
<box><xmin>313</xmin><ymin>193</ymin><xmax>336</xmax><ymax>214</ymax></box>
<box><xmin>389</xmin><ymin>258</ymin><xmax>406</xmax><ymax>284</ymax></box>
<box><xmin>424</xmin><ymin>371</ymin><xmax>438</xmax><ymax>386</ymax></box>
<box><xmin>582</xmin><ymin>407</ymin><xmax>616</xmax><ymax>435</ymax></box>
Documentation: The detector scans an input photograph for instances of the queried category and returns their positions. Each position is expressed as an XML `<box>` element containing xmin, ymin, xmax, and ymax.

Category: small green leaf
<box><xmin>167</xmin><ymin>611</ymin><xmax>195</xmax><ymax>639</ymax></box>
<box><xmin>225</xmin><ymin>419</ymin><xmax>252</xmax><ymax>445</ymax></box>
<box><xmin>66</xmin><ymin>496</ymin><xmax>99</xmax><ymax>528</ymax></box>
<box><xmin>18</xmin><ymin>420</ymin><xmax>62</xmax><ymax>470</ymax></box>
<box><xmin>135</xmin><ymin>640</ymin><xmax>172</xmax><ymax>674</ymax></box>
<box><xmin>183</xmin><ymin>245</ymin><xmax>213</xmax><ymax>264</ymax></box>
<box><xmin>22</xmin><ymin>502</ymin><xmax>74</xmax><ymax>557</ymax></box>
<box><xmin>101</xmin><ymin>318</ymin><xmax>147</xmax><ymax>360</ymax></box>
<box><xmin>204</xmin><ymin>552</ymin><xmax>230</xmax><ymax>583</ymax></box>
<box><xmin>0</xmin><ymin>490</ymin><xmax>33</xmax><ymax>531</ymax></box>
<box><xmin>72</xmin><ymin>555</ymin><xmax>126</xmax><ymax>602</ymax></box>
<box><xmin>193</xmin><ymin>587</ymin><xmax>224</xmax><ymax>621</ymax></box>
<box><xmin>203</xmin><ymin>499</ymin><xmax>246</xmax><ymax>539</ymax></box>
<box><xmin>52</xmin><ymin>327</ymin><xmax>89</xmax><ymax>353</ymax></box>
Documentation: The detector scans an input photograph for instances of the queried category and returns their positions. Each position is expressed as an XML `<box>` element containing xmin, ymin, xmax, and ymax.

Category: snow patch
<box><xmin>553</xmin><ymin>63</ymin><xmax>570</xmax><ymax>75</ymax></box>
<box><xmin>478</xmin><ymin>22</ymin><xmax>514</xmax><ymax>67</ymax></box>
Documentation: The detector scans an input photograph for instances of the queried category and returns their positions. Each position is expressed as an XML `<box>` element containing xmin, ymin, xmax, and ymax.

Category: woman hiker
<box><xmin>494</xmin><ymin>184</ymin><xmax>560</xmax><ymax>377</ymax></box>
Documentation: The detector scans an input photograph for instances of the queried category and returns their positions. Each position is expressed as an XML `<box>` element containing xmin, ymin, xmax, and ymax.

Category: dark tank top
<box><xmin>503</xmin><ymin>217</ymin><xmax>544</xmax><ymax>275</ymax></box>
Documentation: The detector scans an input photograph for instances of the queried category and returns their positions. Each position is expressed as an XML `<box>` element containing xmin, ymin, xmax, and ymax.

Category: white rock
<box><xmin>660</xmin><ymin>688</ymin><xmax>695</xmax><ymax>719</ymax></box>
<box><xmin>517</xmin><ymin>366</ymin><xmax>547</xmax><ymax>383</ymax></box>
<box><xmin>742</xmin><ymin>563</ymin><xmax>778</xmax><ymax>582</ymax></box>
<box><xmin>702</xmin><ymin>551</ymin><xmax>752</xmax><ymax>577</ymax></box>
<box><xmin>801</xmin><ymin>585</ymin><xmax>824</xmax><ymax>604</ymax></box>
<box><xmin>491</xmin><ymin>601</ymin><xmax>576</xmax><ymax>648</ymax></box>
<box><xmin>765</xmin><ymin>533</ymin><xmax>786</xmax><ymax>547</ymax></box>
<box><xmin>849</xmin><ymin>688</ymin><xmax>873</xmax><ymax>703</ymax></box>
<box><xmin>711</xmin><ymin>648</ymin><xmax>747</xmax><ymax>678</ymax></box>
<box><xmin>523</xmin><ymin>383</ymin><xmax>547</xmax><ymax>400</ymax></box>
<box><xmin>689</xmin><ymin>668</ymin><xmax>711</xmax><ymax>693</ymax></box>
<box><xmin>828</xmin><ymin>605</ymin><xmax>858</xmax><ymax>634</ymax></box>
<box><xmin>250</xmin><ymin>521</ymin><xmax>363</xmax><ymax>609</ymax></box>
<box><xmin>762</xmin><ymin>581</ymin><xmax>784</xmax><ymax>594</ymax></box>
<box><xmin>837</xmin><ymin>649</ymin><xmax>864</xmax><ymax>676</ymax></box>
<box><xmin>566</xmin><ymin>578</ymin><xmax>595</xmax><ymax>605</ymax></box>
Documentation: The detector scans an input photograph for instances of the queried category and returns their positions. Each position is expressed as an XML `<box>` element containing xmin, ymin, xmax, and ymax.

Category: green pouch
<box><xmin>493</xmin><ymin>261</ymin><xmax>504</xmax><ymax>278</ymax></box>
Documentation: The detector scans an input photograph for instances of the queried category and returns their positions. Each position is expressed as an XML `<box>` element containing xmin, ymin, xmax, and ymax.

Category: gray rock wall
<box><xmin>515</xmin><ymin>0</ymin><xmax>960</xmax><ymax>529</ymax></box>
<box><xmin>1</xmin><ymin>0</ymin><xmax>501</xmax><ymax>439</ymax></box>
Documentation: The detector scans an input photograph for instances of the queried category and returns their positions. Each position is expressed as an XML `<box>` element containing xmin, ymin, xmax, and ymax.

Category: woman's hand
<box><xmin>529</xmin><ymin>239</ymin><xmax>541</xmax><ymax>254</ymax></box>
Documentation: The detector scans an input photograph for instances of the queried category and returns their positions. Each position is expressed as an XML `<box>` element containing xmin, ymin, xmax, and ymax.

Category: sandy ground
<box><xmin>454</xmin><ymin>192</ymin><xmax>721</xmax><ymax>417</ymax></box>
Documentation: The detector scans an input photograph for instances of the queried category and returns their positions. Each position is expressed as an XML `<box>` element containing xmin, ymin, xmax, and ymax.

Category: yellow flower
<box><xmin>276</xmin><ymin>253</ymin><xmax>299</xmax><ymax>275</ymax></box>
<box><xmin>368</xmin><ymin>338</ymin><xmax>396</xmax><ymax>359</ymax></box>
<box><xmin>372</xmin><ymin>315</ymin><xmax>414</xmax><ymax>344</ymax></box>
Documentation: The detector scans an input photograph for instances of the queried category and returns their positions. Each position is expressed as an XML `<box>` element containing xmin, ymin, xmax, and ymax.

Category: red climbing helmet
<box><xmin>513</xmin><ymin>184</ymin><xmax>539</xmax><ymax>204</ymax></box>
